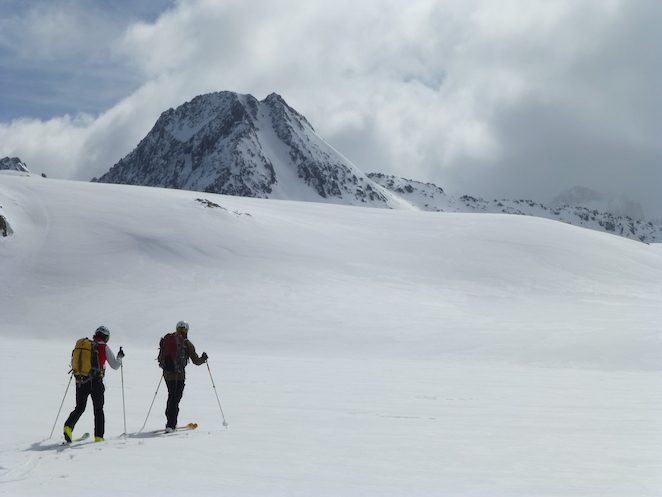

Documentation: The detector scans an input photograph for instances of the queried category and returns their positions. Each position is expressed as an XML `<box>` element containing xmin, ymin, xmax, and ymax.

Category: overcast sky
<box><xmin>1</xmin><ymin>0</ymin><xmax>660</xmax><ymax>217</ymax></box>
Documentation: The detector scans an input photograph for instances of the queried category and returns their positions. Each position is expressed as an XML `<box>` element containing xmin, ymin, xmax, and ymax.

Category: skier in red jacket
<box><xmin>160</xmin><ymin>321</ymin><xmax>208</xmax><ymax>432</ymax></box>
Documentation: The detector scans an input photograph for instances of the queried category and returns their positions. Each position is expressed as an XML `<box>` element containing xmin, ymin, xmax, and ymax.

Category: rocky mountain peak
<box><xmin>94</xmin><ymin>91</ymin><xmax>393</xmax><ymax>207</ymax></box>
<box><xmin>0</xmin><ymin>157</ymin><xmax>30</xmax><ymax>173</ymax></box>
<box><xmin>90</xmin><ymin>90</ymin><xmax>659</xmax><ymax>243</ymax></box>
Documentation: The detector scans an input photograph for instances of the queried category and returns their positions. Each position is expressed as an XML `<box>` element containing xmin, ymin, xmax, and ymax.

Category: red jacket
<box><xmin>93</xmin><ymin>339</ymin><xmax>122</xmax><ymax>372</ymax></box>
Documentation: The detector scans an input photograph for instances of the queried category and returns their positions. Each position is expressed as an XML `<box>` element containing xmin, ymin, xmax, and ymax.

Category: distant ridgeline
<box><xmin>368</xmin><ymin>174</ymin><xmax>662</xmax><ymax>244</ymax></box>
<box><xmin>91</xmin><ymin>92</ymin><xmax>662</xmax><ymax>244</ymax></box>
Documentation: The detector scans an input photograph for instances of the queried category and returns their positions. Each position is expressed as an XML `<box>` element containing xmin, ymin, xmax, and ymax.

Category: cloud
<box><xmin>441</xmin><ymin>0</ymin><xmax>662</xmax><ymax>212</ymax></box>
<box><xmin>0</xmin><ymin>2</ymin><xmax>111</xmax><ymax>62</ymax></box>
<box><xmin>0</xmin><ymin>114</ymin><xmax>91</xmax><ymax>178</ymax></box>
<box><xmin>1</xmin><ymin>0</ymin><xmax>661</xmax><ymax>216</ymax></box>
<box><xmin>0</xmin><ymin>0</ymin><xmax>172</xmax><ymax>119</ymax></box>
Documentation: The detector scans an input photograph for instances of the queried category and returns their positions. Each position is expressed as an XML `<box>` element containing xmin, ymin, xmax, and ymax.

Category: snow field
<box><xmin>2</xmin><ymin>344</ymin><xmax>661</xmax><ymax>496</ymax></box>
<box><xmin>1</xmin><ymin>173</ymin><xmax>661</xmax><ymax>496</ymax></box>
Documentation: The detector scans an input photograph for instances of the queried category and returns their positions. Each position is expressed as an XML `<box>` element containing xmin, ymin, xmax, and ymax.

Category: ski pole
<box><xmin>119</xmin><ymin>347</ymin><xmax>127</xmax><ymax>436</ymax></box>
<box><xmin>205</xmin><ymin>360</ymin><xmax>229</xmax><ymax>427</ymax></box>
<box><xmin>139</xmin><ymin>374</ymin><xmax>163</xmax><ymax>433</ymax></box>
<box><xmin>48</xmin><ymin>372</ymin><xmax>74</xmax><ymax>439</ymax></box>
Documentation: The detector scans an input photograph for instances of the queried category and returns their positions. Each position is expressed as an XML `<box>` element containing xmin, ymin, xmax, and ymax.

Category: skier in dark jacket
<box><xmin>64</xmin><ymin>326</ymin><xmax>124</xmax><ymax>443</ymax></box>
<box><xmin>161</xmin><ymin>321</ymin><xmax>208</xmax><ymax>432</ymax></box>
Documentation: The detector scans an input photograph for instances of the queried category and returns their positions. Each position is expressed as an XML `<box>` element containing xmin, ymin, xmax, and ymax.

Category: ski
<box><xmin>151</xmin><ymin>422</ymin><xmax>198</xmax><ymax>434</ymax></box>
<box><xmin>62</xmin><ymin>432</ymin><xmax>90</xmax><ymax>446</ymax></box>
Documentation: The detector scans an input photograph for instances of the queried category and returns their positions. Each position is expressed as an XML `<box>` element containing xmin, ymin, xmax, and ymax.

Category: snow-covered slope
<box><xmin>5</xmin><ymin>172</ymin><xmax>660</xmax><ymax>365</ymax></box>
<box><xmin>95</xmin><ymin>92</ymin><xmax>399</xmax><ymax>208</ymax></box>
<box><xmin>369</xmin><ymin>173</ymin><xmax>662</xmax><ymax>243</ymax></box>
<box><xmin>1</xmin><ymin>173</ymin><xmax>661</xmax><ymax>496</ymax></box>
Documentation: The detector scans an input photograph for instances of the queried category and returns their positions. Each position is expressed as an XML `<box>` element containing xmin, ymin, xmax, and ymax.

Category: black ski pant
<box><xmin>65</xmin><ymin>378</ymin><xmax>105</xmax><ymax>438</ymax></box>
<box><xmin>165</xmin><ymin>378</ymin><xmax>185</xmax><ymax>429</ymax></box>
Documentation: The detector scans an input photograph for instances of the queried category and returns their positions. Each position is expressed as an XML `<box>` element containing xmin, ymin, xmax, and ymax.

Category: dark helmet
<box><xmin>95</xmin><ymin>325</ymin><xmax>110</xmax><ymax>341</ymax></box>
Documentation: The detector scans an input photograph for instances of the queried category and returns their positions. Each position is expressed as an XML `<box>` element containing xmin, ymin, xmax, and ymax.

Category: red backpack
<box><xmin>158</xmin><ymin>333</ymin><xmax>188</xmax><ymax>373</ymax></box>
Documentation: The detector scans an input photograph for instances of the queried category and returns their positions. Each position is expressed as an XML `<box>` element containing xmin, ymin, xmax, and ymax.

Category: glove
<box><xmin>201</xmin><ymin>352</ymin><xmax>208</xmax><ymax>362</ymax></box>
<box><xmin>117</xmin><ymin>347</ymin><xmax>125</xmax><ymax>359</ymax></box>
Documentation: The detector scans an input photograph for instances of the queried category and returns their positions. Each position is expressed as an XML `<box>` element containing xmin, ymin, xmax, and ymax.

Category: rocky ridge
<box><xmin>368</xmin><ymin>173</ymin><xmax>662</xmax><ymax>243</ymax></box>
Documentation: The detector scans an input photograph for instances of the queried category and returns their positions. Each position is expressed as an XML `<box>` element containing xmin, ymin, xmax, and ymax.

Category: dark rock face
<box><xmin>0</xmin><ymin>215</ymin><xmax>7</xmax><ymax>236</ymax></box>
<box><xmin>0</xmin><ymin>157</ymin><xmax>30</xmax><ymax>173</ymax></box>
<box><xmin>95</xmin><ymin>92</ymin><xmax>390</xmax><ymax>207</ymax></box>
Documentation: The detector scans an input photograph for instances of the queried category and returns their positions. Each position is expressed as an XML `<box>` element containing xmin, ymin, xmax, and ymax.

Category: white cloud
<box><xmin>0</xmin><ymin>113</ymin><xmax>91</xmax><ymax>178</ymax></box>
<box><xmin>0</xmin><ymin>2</ymin><xmax>121</xmax><ymax>63</ymax></box>
<box><xmin>1</xmin><ymin>0</ymin><xmax>661</xmax><ymax>216</ymax></box>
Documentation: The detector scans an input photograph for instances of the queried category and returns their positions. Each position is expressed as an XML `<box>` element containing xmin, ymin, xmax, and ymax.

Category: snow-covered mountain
<box><xmin>94</xmin><ymin>92</ymin><xmax>400</xmax><ymax>208</ymax></box>
<box><xmin>369</xmin><ymin>173</ymin><xmax>662</xmax><ymax>243</ymax></box>
<box><xmin>0</xmin><ymin>156</ymin><xmax>30</xmax><ymax>173</ymax></box>
<box><xmin>551</xmin><ymin>186</ymin><xmax>646</xmax><ymax>221</ymax></box>
<box><xmin>93</xmin><ymin>91</ymin><xmax>659</xmax><ymax>244</ymax></box>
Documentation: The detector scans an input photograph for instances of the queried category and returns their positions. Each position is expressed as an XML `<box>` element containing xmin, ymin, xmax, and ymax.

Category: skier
<box><xmin>159</xmin><ymin>321</ymin><xmax>208</xmax><ymax>432</ymax></box>
<box><xmin>64</xmin><ymin>326</ymin><xmax>124</xmax><ymax>443</ymax></box>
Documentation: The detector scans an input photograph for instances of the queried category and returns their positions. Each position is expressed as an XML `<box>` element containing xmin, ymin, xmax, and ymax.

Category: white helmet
<box><xmin>176</xmin><ymin>321</ymin><xmax>189</xmax><ymax>332</ymax></box>
<box><xmin>95</xmin><ymin>325</ymin><xmax>110</xmax><ymax>341</ymax></box>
